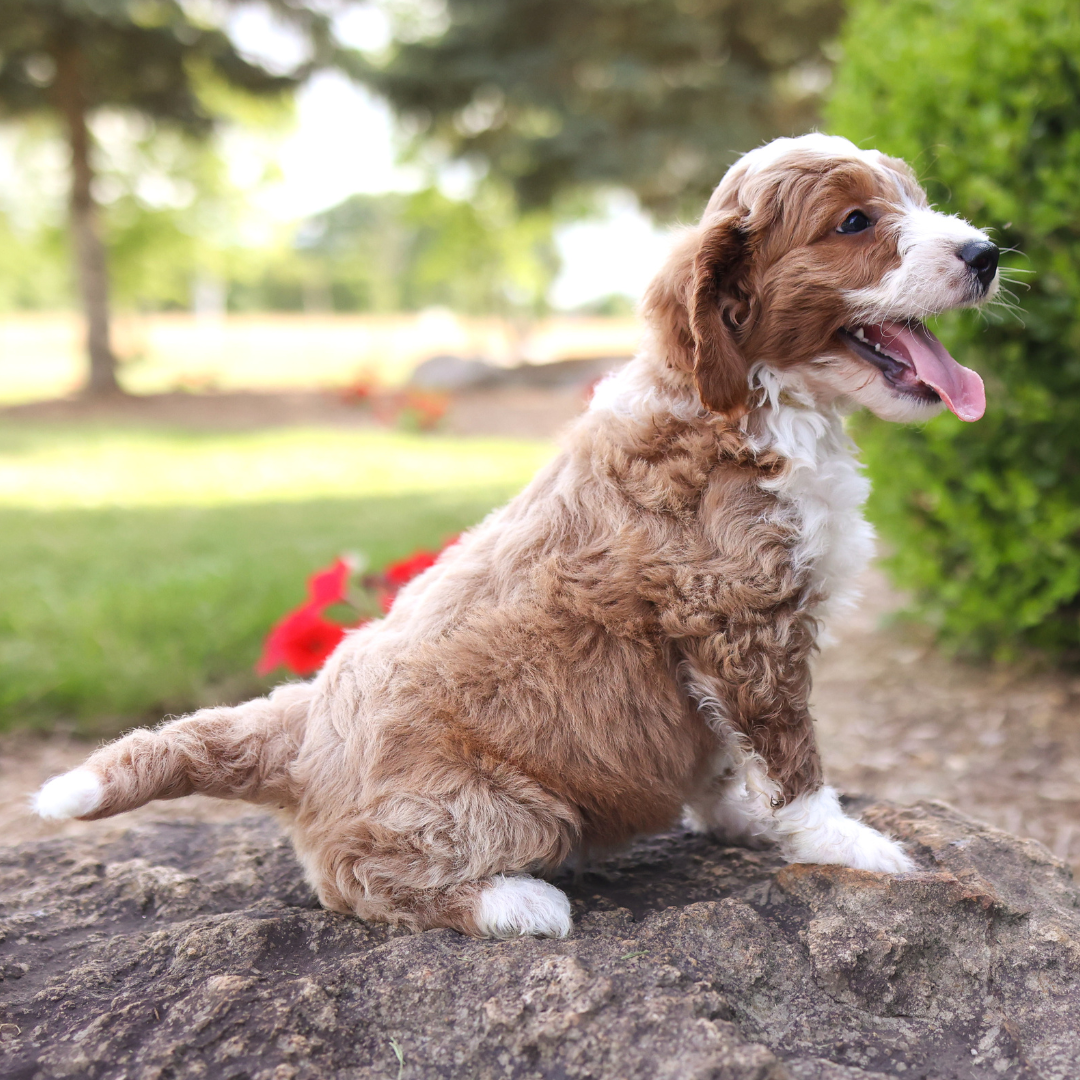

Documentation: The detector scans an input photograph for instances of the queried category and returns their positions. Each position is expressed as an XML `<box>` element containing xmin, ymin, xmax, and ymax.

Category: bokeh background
<box><xmin>3</xmin><ymin>0</ymin><xmax>1080</xmax><ymax>867</ymax></box>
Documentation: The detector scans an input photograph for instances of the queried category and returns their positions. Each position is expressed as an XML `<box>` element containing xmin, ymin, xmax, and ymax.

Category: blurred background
<box><xmin>3</xmin><ymin>0</ymin><xmax>1080</xmax><ymax>867</ymax></box>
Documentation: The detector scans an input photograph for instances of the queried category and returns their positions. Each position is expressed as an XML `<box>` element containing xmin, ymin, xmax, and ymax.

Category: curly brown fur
<box><xmin>39</xmin><ymin>134</ymin><xmax>1000</xmax><ymax>936</ymax></box>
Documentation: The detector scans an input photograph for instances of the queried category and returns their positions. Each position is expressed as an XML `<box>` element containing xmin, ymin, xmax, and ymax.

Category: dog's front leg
<box><xmin>681</xmin><ymin>617</ymin><xmax>914</xmax><ymax>874</ymax></box>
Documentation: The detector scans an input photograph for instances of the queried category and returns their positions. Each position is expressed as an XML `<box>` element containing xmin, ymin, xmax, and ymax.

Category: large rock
<box><xmin>409</xmin><ymin>355</ymin><xmax>501</xmax><ymax>392</ymax></box>
<box><xmin>1</xmin><ymin>800</ymin><xmax>1078</xmax><ymax>1079</ymax></box>
<box><xmin>409</xmin><ymin>355</ymin><xmax>628</xmax><ymax>392</ymax></box>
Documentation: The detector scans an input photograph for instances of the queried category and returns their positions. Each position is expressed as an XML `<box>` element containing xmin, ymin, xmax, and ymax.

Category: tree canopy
<box><xmin>0</xmin><ymin>0</ymin><xmax>354</xmax><ymax>393</ymax></box>
<box><xmin>220</xmin><ymin>185</ymin><xmax>558</xmax><ymax>319</ymax></box>
<box><xmin>0</xmin><ymin>0</ymin><xmax>302</xmax><ymax>129</ymax></box>
<box><xmin>363</xmin><ymin>0</ymin><xmax>843</xmax><ymax>218</ymax></box>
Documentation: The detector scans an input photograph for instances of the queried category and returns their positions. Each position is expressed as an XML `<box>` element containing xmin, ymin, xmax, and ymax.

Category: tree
<box><xmin>337</xmin><ymin>184</ymin><xmax>555</xmax><ymax>318</ymax></box>
<box><xmin>0</xmin><ymin>0</ymin><xmax>347</xmax><ymax>395</ymax></box>
<box><xmin>220</xmin><ymin>184</ymin><xmax>558</xmax><ymax>321</ymax></box>
<box><xmin>827</xmin><ymin>0</ymin><xmax>1080</xmax><ymax>660</ymax></box>
<box><xmin>362</xmin><ymin>0</ymin><xmax>843</xmax><ymax>217</ymax></box>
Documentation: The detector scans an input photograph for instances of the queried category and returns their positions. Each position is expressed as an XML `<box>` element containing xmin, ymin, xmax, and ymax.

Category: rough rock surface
<box><xmin>2</xmin><ymin>800</ymin><xmax>1078</xmax><ymax>1080</ymax></box>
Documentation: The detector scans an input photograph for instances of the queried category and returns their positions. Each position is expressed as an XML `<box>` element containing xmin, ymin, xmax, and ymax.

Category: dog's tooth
<box><xmin>854</xmin><ymin>327</ymin><xmax>866</xmax><ymax>341</ymax></box>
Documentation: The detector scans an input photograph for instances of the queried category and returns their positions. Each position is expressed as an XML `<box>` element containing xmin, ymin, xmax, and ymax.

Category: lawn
<box><xmin>0</xmin><ymin>423</ymin><xmax>555</xmax><ymax>734</ymax></box>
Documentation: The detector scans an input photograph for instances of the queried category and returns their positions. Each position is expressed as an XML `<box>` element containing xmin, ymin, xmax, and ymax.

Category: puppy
<box><xmin>35</xmin><ymin>134</ymin><xmax>997</xmax><ymax>939</ymax></box>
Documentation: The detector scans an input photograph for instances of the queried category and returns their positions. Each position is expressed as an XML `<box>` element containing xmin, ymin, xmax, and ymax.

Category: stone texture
<box><xmin>1</xmin><ymin>799</ymin><xmax>1078</xmax><ymax>1080</ymax></box>
<box><xmin>409</xmin><ymin>355</ymin><xmax>502</xmax><ymax>392</ymax></box>
<box><xmin>410</xmin><ymin>355</ymin><xmax>627</xmax><ymax>392</ymax></box>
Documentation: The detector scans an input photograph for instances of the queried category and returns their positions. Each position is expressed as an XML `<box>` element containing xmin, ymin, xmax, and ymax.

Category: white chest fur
<box><xmin>749</xmin><ymin>368</ymin><xmax>876</xmax><ymax>623</ymax></box>
<box><xmin>589</xmin><ymin>357</ymin><xmax>877</xmax><ymax>623</ymax></box>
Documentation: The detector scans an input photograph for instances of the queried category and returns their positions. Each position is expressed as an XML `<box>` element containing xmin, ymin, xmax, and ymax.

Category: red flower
<box><xmin>257</xmin><ymin>604</ymin><xmax>348</xmax><ymax>676</ymax></box>
<box><xmin>384</xmin><ymin>550</ymin><xmax>439</xmax><ymax>588</ymax></box>
<box><xmin>339</xmin><ymin>368</ymin><xmax>379</xmax><ymax>404</ymax></box>
<box><xmin>307</xmin><ymin>557</ymin><xmax>352</xmax><ymax>607</ymax></box>
<box><xmin>258</xmin><ymin>542</ymin><xmax>462</xmax><ymax>675</ymax></box>
<box><xmin>401</xmin><ymin>390</ymin><xmax>449</xmax><ymax>431</ymax></box>
<box><xmin>375</xmin><ymin>550</ymin><xmax>438</xmax><ymax>613</ymax></box>
<box><xmin>257</xmin><ymin>556</ymin><xmax>360</xmax><ymax>676</ymax></box>
<box><xmin>369</xmin><ymin>389</ymin><xmax>449</xmax><ymax>431</ymax></box>
<box><xmin>370</xmin><ymin>538</ymin><xmax>460</xmax><ymax>613</ymax></box>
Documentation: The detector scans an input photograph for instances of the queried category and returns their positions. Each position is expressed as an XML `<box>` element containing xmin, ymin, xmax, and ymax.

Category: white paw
<box><xmin>775</xmin><ymin>786</ymin><xmax>915</xmax><ymax>874</ymax></box>
<box><xmin>475</xmin><ymin>875</ymin><xmax>573</xmax><ymax>939</ymax></box>
<box><xmin>783</xmin><ymin>819</ymin><xmax>915</xmax><ymax>873</ymax></box>
<box><xmin>33</xmin><ymin>769</ymin><xmax>103</xmax><ymax>820</ymax></box>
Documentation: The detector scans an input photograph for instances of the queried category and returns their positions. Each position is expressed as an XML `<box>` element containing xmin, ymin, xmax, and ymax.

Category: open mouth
<box><xmin>837</xmin><ymin>320</ymin><xmax>986</xmax><ymax>422</ymax></box>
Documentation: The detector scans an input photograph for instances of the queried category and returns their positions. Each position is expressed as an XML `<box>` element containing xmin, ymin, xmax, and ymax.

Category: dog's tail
<box><xmin>33</xmin><ymin>682</ymin><xmax>313</xmax><ymax>822</ymax></box>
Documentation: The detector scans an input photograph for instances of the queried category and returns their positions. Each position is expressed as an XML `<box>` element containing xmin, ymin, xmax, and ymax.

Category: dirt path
<box><xmin>5</xmin><ymin>567</ymin><xmax>1079</xmax><ymax>874</ymax></box>
<box><xmin>814</xmin><ymin>569</ymin><xmax>1080</xmax><ymax>871</ymax></box>
<box><xmin>0</xmin><ymin>384</ymin><xmax>591</xmax><ymax>439</ymax></box>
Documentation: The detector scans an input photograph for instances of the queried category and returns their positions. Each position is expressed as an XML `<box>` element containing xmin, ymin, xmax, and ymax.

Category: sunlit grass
<box><xmin>0</xmin><ymin>426</ymin><xmax>554</xmax><ymax>508</ymax></box>
<box><xmin>0</xmin><ymin>423</ymin><xmax>555</xmax><ymax>733</ymax></box>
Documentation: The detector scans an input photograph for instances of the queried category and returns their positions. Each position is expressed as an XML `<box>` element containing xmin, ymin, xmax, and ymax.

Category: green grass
<box><xmin>0</xmin><ymin>424</ymin><xmax>554</xmax><ymax>734</ymax></box>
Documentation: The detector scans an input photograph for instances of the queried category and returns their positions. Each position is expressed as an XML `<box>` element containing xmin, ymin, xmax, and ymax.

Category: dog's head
<box><xmin>643</xmin><ymin>133</ymin><xmax>997</xmax><ymax>423</ymax></box>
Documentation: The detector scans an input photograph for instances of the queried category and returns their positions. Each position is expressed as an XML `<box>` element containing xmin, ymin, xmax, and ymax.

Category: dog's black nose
<box><xmin>958</xmin><ymin>240</ymin><xmax>999</xmax><ymax>289</ymax></box>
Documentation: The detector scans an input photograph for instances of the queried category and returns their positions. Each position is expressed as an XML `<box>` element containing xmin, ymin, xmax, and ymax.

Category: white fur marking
<box><xmin>738</xmin><ymin>134</ymin><xmax>885</xmax><ymax>176</ymax></box>
<box><xmin>679</xmin><ymin>667</ymin><xmax>784</xmax><ymax>847</ymax></box>
<box><xmin>34</xmin><ymin>769</ymin><xmax>103</xmax><ymax>820</ymax></box>
<box><xmin>747</xmin><ymin>366</ymin><xmax>876</xmax><ymax>621</ymax></box>
<box><xmin>683</xmin><ymin>746</ymin><xmax>779</xmax><ymax>848</ymax></box>
<box><xmin>774</xmin><ymin>786</ymin><xmax>915</xmax><ymax>873</ymax></box>
<box><xmin>475</xmin><ymin>875</ymin><xmax>573</xmax><ymax>938</ymax></box>
<box><xmin>682</xmin><ymin>778</ymin><xmax>778</xmax><ymax>849</ymax></box>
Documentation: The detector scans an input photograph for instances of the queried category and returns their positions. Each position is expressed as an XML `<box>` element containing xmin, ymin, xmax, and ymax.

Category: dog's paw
<box><xmin>849</xmin><ymin>831</ymin><xmax>916</xmax><ymax>874</ymax></box>
<box><xmin>774</xmin><ymin>786</ymin><xmax>915</xmax><ymax>873</ymax></box>
<box><xmin>475</xmin><ymin>875</ymin><xmax>573</xmax><ymax>938</ymax></box>
<box><xmin>781</xmin><ymin>814</ymin><xmax>915</xmax><ymax>873</ymax></box>
<box><xmin>33</xmin><ymin>769</ymin><xmax>103</xmax><ymax>820</ymax></box>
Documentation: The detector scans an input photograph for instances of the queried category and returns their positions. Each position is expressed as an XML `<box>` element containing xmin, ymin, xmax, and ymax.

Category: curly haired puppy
<box><xmin>35</xmin><ymin>135</ymin><xmax>998</xmax><ymax>938</ymax></box>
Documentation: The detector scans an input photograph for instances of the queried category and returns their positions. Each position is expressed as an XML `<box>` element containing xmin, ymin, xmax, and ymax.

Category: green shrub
<box><xmin>827</xmin><ymin>0</ymin><xmax>1080</xmax><ymax>660</ymax></box>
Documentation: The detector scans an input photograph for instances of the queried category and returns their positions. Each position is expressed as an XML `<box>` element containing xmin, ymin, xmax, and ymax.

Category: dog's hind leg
<box><xmin>293</xmin><ymin>755</ymin><xmax>580</xmax><ymax>938</ymax></box>
<box><xmin>315</xmin><ymin>867</ymin><xmax>574</xmax><ymax>940</ymax></box>
<box><xmin>33</xmin><ymin>682</ymin><xmax>312</xmax><ymax>821</ymax></box>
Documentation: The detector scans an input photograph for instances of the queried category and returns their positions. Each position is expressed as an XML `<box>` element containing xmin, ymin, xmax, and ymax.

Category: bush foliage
<box><xmin>827</xmin><ymin>0</ymin><xmax>1080</xmax><ymax>660</ymax></box>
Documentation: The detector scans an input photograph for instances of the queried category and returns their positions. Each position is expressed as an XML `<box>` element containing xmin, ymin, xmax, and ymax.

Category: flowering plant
<box><xmin>364</xmin><ymin>548</ymin><xmax>441</xmax><ymax>614</ymax></box>
<box><xmin>338</xmin><ymin>368</ymin><xmax>450</xmax><ymax>432</ymax></box>
<box><xmin>257</xmin><ymin>539</ymin><xmax>455</xmax><ymax>676</ymax></box>
<box><xmin>256</xmin><ymin>557</ymin><xmax>358</xmax><ymax>676</ymax></box>
<box><xmin>371</xmin><ymin>388</ymin><xmax>450</xmax><ymax>432</ymax></box>
<box><xmin>339</xmin><ymin>369</ymin><xmax>378</xmax><ymax>404</ymax></box>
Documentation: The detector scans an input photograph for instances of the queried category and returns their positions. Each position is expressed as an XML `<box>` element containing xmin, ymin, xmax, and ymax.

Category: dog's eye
<box><xmin>837</xmin><ymin>210</ymin><xmax>873</xmax><ymax>234</ymax></box>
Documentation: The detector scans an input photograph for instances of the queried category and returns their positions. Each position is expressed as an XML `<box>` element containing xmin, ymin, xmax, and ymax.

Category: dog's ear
<box><xmin>688</xmin><ymin>214</ymin><xmax>752</xmax><ymax>417</ymax></box>
<box><xmin>642</xmin><ymin>213</ymin><xmax>751</xmax><ymax>418</ymax></box>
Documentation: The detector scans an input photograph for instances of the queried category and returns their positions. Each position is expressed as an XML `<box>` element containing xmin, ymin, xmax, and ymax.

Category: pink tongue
<box><xmin>870</xmin><ymin>321</ymin><xmax>985</xmax><ymax>421</ymax></box>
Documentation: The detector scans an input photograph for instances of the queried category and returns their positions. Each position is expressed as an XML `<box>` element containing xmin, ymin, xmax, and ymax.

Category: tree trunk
<box><xmin>53</xmin><ymin>32</ymin><xmax>121</xmax><ymax>397</ymax></box>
